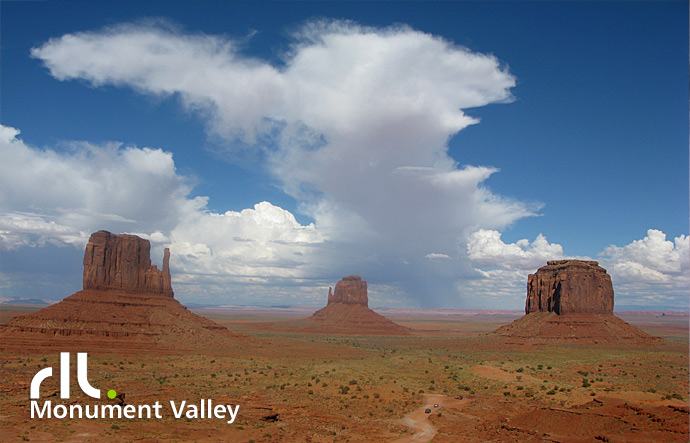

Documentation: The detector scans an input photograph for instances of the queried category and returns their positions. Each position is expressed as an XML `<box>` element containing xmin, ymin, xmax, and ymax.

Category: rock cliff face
<box><xmin>525</xmin><ymin>260</ymin><xmax>613</xmax><ymax>315</ymax></box>
<box><xmin>83</xmin><ymin>230</ymin><xmax>173</xmax><ymax>296</ymax></box>
<box><xmin>328</xmin><ymin>275</ymin><xmax>368</xmax><ymax>306</ymax></box>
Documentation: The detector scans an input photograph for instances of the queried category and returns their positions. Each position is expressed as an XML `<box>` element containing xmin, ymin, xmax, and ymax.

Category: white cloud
<box><xmin>166</xmin><ymin>201</ymin><xmax>332</xmax><ymax>305</ymax></box>
<box><xmin>0</xmin><ymin>212</ymin><xmax>86</xmax><ymax>250</ymax></box>
<box><xmin>170</xmin><ymin>201</ymin><xmax>323</xmax><ymax>279</ymax></box>
<box><xmin>602</xmin><ymin>229</ymin><xmax>688</xmax><ymax>280</ymax></box>
<box><xmin>277</xmin><ymin>22</ymin><xmax>514</xmax><ymax>176</ymax></box>
<box><xmin>0</xmin><ymin>125</ymin><xmax>201</xmax><ymax>249</ymax></box>
<box><xmin>31</xmin><ymin>20</ymin><xmax>514</xmax><ymax>149</ymax></box>
<box><xmin>128</xmin><ymin>231</ymin><xmax>170</xmax><ymax>244</ymax></box>
<box><xmin>467</xmin><ymin>229</ymin><xmax>565</xmax><ymax>270</ymax></box>
<box><xmin>31</xmin><ymin>22</ymin><xmax>284</xmax><ymax>143</ymax></box>
<box><xmin>599</xmin><ymin>229</ymin><xmax>689</xmax><ymax>306</ymax></box>
<box><xmin>425</xmin><ymin>253</ymin><xmax>451</xmax><ymax>260</ymax></box>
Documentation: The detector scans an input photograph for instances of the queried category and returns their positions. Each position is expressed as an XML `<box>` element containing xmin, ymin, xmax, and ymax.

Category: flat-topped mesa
<box><xmin>526</xmin><ymin>259</ymin><xmax>613</xmax><ymax>315</ymax></box>
<box><xmin>327</xmin><ymin>275</ymin><xmax>368</xmax><ymax>307</ymax></box>
<box><xmin>83</xmin><ymin>230</ymin><xmax>173</xmax><ymax>296</ymax></box>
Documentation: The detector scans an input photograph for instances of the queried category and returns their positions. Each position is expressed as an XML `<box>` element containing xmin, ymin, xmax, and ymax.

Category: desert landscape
<box><xmin>1</xmin><ymin>232</ymin><xmax>687</xmax><ymax>442</ymax></box>
<box><xmin>3</xmin><ymin>4</ymin><xmax>687</xmax><ymax>442</ymax></box>
<box><xmin>1</xmin><ymin>305</ymin><xmax>688</xmax><ymax>442</ymax></box>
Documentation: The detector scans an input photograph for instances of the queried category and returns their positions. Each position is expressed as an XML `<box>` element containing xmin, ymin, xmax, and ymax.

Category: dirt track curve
<box><xmin>396</xmin><ymin>394</ymin><xmax>448</xmax><ymax>442</ymax></box>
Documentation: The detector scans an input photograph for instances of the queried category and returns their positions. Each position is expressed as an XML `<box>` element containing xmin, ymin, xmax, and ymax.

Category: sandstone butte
<box><xmin>494</xmin><ymin>260</ymin><xmax>659</xmax><ymax>344</ymax></box>
<box><xmin>0</xmin><ymin>231</ymin><xmax>240</xmax><ymax>354</ymax></box>
<box><xmin>526</xmin><ymin>260</ymin><xmax>613</xmax><ymax>315</ymax></box>
<box><xmin>83</xmin><ymin>230</ymin><xmax>174</xmax><ymax>296</ymax></box>
<box><xmin>327</xmin><ymin>275</ymin><xmax>369</xmax><ymax>306</ymax></box>
<box><xmin>306</xmin><ymin>275</ymin><xmax>410</xmax><ymax>335</ymax></box>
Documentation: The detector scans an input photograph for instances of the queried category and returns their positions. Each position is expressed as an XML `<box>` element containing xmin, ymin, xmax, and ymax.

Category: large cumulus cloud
<box><xmin>599</xmin><ymin>229</ymin><xmax>689</xmax><ymax>307</ymax></box>
<box><xmin>0</xmin><ymin>125</ymin><xmax>200</xmax><ymax>250</ymax></box>
<box><xmin>24</xmin><ymin>20</ymin><xmax>538</xmax><ymax>306</ymax></box>
<box><xmin>467</xmin><ymin>229</ymin><xmax>565</xmax><ymax>271</ymax></box>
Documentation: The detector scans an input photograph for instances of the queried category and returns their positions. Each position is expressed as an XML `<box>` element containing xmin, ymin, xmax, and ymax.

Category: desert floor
<box><xmin>1</xmin><ymin>306</ymin><xmax>688</xmax><ymax>442</ymax></box>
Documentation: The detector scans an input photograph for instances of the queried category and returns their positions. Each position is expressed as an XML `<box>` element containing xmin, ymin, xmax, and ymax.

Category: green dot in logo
<box><xmin>107</xmin><ymin>389</ymin><xmax>117</xmax><ymax>399</ymax></box>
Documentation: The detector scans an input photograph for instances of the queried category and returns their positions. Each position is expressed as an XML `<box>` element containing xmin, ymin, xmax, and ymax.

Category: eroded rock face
<box><xmin>526</xmin><ymin>260</ymin><xmax>613</xmax><ymax>315</ymax></box>
<box><xmin>328</xmin><ymin>275</ymin><xmax>368</xmax><ymax>307</ymax></box>
<box><xmin>83</xmin><ymin>230</ymin><xmax>173</xmax><ymax>296</ymax></box>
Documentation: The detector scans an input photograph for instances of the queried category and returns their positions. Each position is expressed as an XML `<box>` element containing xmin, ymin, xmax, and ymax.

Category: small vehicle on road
<box><xmin>424</xmin><ymin>409</ymin><xmax>431</xmax><ymax>414</ymax></box>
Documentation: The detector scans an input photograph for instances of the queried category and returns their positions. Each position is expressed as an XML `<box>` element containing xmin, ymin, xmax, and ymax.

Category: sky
<box><xmin>1</xmin><ymin>2</ymin><xmax>688</xmax><ymax>310</ymax></box>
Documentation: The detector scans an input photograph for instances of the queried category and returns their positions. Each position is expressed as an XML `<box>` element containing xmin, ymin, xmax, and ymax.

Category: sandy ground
<box><xmin>1</xmin><ymin>307</ymin><xmax>687</xmax><ymax>442</ymax></box>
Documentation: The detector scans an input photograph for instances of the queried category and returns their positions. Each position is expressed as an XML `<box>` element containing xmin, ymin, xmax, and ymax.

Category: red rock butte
<box><xmin>328</xmin><ymin>275</ymin><xmax>368</xmax><ymax>306</ymax></box>
<box><xmin>526</xmin><ymin>260</ymin><xmax>613</xmax><ymax>315</ymax></box>
<box><xmin>0</xmin><ymin>231</ymin><xmax>241</xmax><ymax>354</ymax></box>
<box><xmin>494</xmin><ymin>260</ymin><xmax>659</xmax><ymax>344</ymax></box>
<box><xmin>305</xmin><ymin>276</ymin><xmax>409</xmax><ymax>335</ymax></box>
<box><xmin>83</xmin><ymin>230</ymin><xmax>173</xmax><ymax>296</ymax></box>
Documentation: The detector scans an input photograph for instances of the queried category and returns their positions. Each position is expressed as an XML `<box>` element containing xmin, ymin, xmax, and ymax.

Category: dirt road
<box><xmin>395</xmin><ymin>394</ymin><xmax>447</xmax><ymax>443</ymax></box>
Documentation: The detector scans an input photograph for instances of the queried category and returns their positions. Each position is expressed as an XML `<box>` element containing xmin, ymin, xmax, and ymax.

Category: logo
<box><xmin>30</xmin><ymin>352</ymin><xmax>116</xmax><ymax>400</ymax></box>
<box><xmin>29</xmin><ymin>353</ymin><xmax>240</xmax><ymax>424</ymax></box>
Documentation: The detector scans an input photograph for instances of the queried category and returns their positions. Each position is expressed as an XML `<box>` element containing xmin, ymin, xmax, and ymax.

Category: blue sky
<box><xmin>1</xmin><ymin>2</ymin><xmax>687</xmax><ymax>309</ymax></box>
